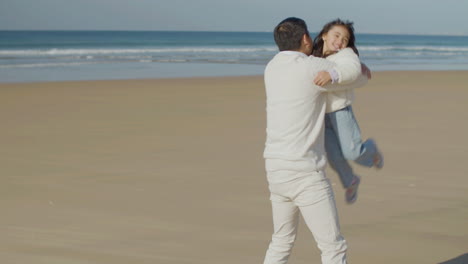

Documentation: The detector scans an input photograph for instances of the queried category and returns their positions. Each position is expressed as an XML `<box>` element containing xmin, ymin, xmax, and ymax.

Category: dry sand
<box><xmin>0</xmin><ymin>72</ymin><xmax>467</xmax><ymax>264</ymax></box>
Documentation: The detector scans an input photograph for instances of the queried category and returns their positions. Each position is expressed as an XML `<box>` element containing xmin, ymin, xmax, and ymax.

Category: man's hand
<box><xmin>314</xmin><ymin>71</ymin><xmax>332</xmax><ymax>86</ymax></box>
<box><xmin>361</xmin><ymin>63</ymin><xmax>372</xmax><ymax>79</ymax></box>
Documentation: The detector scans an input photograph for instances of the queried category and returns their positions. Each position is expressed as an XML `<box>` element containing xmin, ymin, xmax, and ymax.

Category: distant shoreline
<box><xmin>1</xmin><ymin>69</ymin><xmax>468</xmax><ymax>85</ymax></box>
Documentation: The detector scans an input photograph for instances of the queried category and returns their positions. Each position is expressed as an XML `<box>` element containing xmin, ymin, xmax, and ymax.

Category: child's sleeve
<box><xmin>323</xmin><ymin>74</ymin><xmax>368</xmax><ymax>92</ymax></box>
<box><xmin>330</xmin><ymin>48</ymin><xmax>362</xmax><ymax>84</ymax></box>
<box><xmin>309</xmin><ymin>56</ymin><xmax>368</xmax><ymax>93</ymax></box>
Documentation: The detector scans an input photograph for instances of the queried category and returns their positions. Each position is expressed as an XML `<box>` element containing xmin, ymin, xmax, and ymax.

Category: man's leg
<box><xmin>264</xmin><ymin>200</ymin><xmax>300</xmax><ymax>264</ymax></box>
<box><xmin>298</xmin><ymin>175</ymin><xmax>348</xmax><ymax>264</ymax></box>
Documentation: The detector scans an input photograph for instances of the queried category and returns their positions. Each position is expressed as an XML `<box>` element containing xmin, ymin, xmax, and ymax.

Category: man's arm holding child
<box><xmin>311</xmin><ymin>48</ymin><xmax>370</xmax><ymax>92</ymax></box>
<box><xmin>314</xmin><ymin>47</ymin><xmax>371</xmax><ymax>86</ymax></box>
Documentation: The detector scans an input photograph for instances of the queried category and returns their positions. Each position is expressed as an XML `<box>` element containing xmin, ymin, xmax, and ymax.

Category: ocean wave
<box><xmin>1</xmin><ymin>44</ymin><xmax>468</xmax><ymax>70</ymax></box>
<box><xmin>359</xmin><ymin>46</ymin><xmax>468</xmax><ymax>52</ymax></box>
<box><xmin>0</xmin><ymin>58</ymin><xmax>225</xmax><ymax>68</ymax></box>
<box><xmin>0</xmin><ymin>47</ymin><xmax>278</xmax><ymax>57</ymax></box>
<box><xmin>0</xmin><ymin>62</ymin><xmax>99</xmax><ymax>69</ymax></box>
<box><xmin>1</xmin><ymin>45</ymin><xmax>467</xmax><ymax>60</ymax></box>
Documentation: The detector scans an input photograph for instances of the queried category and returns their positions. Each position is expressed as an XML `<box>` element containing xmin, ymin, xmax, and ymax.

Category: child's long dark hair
<box><xmin>312</xmin><ymin>19</ymin><xmax>359</xmax><ymax>58</ymax></box>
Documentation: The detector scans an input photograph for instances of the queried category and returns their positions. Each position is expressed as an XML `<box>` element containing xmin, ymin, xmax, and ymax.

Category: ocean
<box><xmin>1</xmin><ymin>31</ymin><xmax>468</xmax><ymax>83</ymax></box>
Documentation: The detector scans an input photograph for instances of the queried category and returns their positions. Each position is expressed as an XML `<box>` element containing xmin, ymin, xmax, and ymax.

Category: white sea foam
<box><xmin>0</xmin><ymin>47</ymin><xmax>278</xmax><ymax>57</ymax></box>
<box><xmin>0</xmin><ymin>62</ymin><xmax>98</xmax><ymax>69</ymax></box>
<box><xmin>1</xmin><ymin>46</ymin><xmax>467</xmax><ymax>60</ymax></box>
<box><xmin>359</xmin><ymin>46</ymin><xmax>468</xmax><ymax>52</ymax></box>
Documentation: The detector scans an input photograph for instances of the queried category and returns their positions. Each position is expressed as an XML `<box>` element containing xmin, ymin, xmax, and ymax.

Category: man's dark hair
<box><xmin>273</xmin><ymin>17</ymin><xmax>310</xmax><ymax>51</ymax></box>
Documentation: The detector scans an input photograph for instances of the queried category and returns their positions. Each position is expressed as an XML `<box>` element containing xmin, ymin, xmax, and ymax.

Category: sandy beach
<box><xmin>1</xmin><ymin>71</ymin><xmax>467</xmax><ymax>264</ymax></box>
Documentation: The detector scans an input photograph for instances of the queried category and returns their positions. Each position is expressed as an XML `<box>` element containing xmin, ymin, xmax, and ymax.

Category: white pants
<box><xmin>264</xmin><ymin>170</ymin><xmax>347</xmax><ymax>264</ymax></box>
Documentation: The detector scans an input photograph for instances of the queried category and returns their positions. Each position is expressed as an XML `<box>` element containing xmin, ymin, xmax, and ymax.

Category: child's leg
<box><xmin>327</xmin><ymin>106</ymin><xmax>377</xmax><ymax>167</ymax></box>
<box><xmin>325</xmin><ymin>114</ymin><xmax>355</xmax><ymax>188</ymax></box>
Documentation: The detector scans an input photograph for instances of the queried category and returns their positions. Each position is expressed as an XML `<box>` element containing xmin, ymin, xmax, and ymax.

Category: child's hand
<box><xmin>361</xmin><ymin>63</ymin><xmax>372</xmax><ymax>79</ymax></box>
<box><xmin>314</xmin><ymin>71</ymin><xmax>332</xmax><ymax>86</ymax></box>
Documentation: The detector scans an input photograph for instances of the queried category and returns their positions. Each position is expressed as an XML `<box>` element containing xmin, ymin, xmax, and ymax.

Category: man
<box><xmin>263</xmin><ymin>17</ymin><xmax>368</xmax><ymax>264</ymax></box>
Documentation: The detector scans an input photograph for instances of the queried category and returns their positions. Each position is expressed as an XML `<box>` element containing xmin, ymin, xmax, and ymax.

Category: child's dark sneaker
<box><xmin>346</xmin><ymin>175</ymin><xmax>361</xmax><ymax>204</ymax></box>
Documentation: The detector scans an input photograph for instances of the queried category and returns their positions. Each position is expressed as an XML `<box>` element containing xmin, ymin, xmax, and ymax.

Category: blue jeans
<box><xmin>325</xmin><ymin>106</ymin><xmax>377</xmax><ymax>188</ymax></box>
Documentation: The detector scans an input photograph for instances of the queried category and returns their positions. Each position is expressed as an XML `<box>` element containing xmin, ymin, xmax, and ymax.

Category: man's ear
<box><xmin>302</xmin><ymin>34</ymin><xmax>312</xmax><ymax>48</ymax></box>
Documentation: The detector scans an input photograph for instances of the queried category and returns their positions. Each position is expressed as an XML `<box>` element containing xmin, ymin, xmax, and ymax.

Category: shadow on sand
<box><xmin>439</xmin><ymin>253</ymin><xmax>468</xmax><ymax>264</ymax></box>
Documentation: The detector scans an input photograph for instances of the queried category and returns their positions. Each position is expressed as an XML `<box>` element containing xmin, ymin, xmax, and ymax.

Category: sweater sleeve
<box><xmin>323</xmin><ymin>73</ymin><xmax>368</xmax><ymax>92</ymax></box>
<box><xmin>330</xmin><ymin>48</ymin><xmax>362</xmax><ymax>84</ymax></box>
<box><xmin>309</xmin><ymin>55</ymin><xmax>367</xmax><ymax>92</ymax></box>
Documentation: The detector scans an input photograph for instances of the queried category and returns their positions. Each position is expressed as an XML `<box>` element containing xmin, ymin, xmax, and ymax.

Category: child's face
<box><xmin>322</xmin><ymin>25</ymin><xmax>350</xmax><ymax>54</ymax></box>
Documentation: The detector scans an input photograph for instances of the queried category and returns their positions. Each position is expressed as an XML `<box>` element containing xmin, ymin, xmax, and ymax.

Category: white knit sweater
<box><xmin>264</xmin><ymin>51</ymin><xmax>368</xmax><ymax>182</ymax></box>
<box><xmin>326</xmin><ymin>48</ymin><xmax>368</xmax><ymax>113</ymax></box>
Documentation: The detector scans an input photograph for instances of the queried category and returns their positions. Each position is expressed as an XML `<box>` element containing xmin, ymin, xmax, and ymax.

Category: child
<box><xmin>312</xmin><ymin>19</ymin><xmax>384</xmax><ymax>204</ymax></box>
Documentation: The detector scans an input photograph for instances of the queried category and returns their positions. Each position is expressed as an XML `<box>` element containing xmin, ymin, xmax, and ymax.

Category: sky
<box><xmin>1</xmin><ymin>0</ymin><xmax>467</xmax><ymax>36</ymax></box>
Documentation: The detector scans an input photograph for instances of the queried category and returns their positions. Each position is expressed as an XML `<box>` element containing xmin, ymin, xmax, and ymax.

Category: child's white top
<box><xmin>264</xmin><ymin>51</ymin><xmax>367</xmax><ymax>183</ymax></box>
<box><xmin>326</xmin><ymin>48</ymin><xmax>368</xmax><ymax>113</ymax></box>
